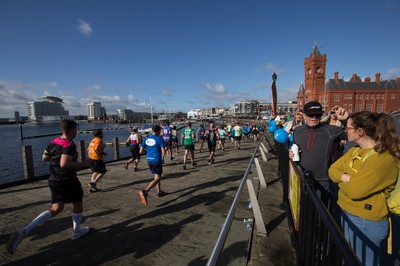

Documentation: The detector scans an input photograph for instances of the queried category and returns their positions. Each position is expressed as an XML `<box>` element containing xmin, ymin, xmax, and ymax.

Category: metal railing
<box><xmin>274</xmin><ymin>139</ymin><xmax>361</xmax><ymax>266</ymax></box>
<box><xmin>207</xmin><ymin>138</ymin><xmax>263</xmax><ymax>266</ymax></box>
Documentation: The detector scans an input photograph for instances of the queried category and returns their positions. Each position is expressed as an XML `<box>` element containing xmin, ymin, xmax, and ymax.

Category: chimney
<box><xmin>364</xmin><ymin>77</ymin><xmax>371</xmax><ymax>82</ymax></box>
<box><xmin>352</xmin><ymin>73</ymin><xmax>357</xmax><ymax>82</ymax></box>
<box><xmin>334</xmin><ymin>71</ymin><xmax>339</xmax><ymax>81</ymax></box>
<box><xmin>375</xmin><ymin>73</ymin><xmax>381</xmax><ymax>83</ymax></box>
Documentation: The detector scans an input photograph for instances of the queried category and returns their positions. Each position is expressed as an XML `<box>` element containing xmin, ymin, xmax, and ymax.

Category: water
<box><xmin>0</xmin><ymin>122</ymin><xmax>151</xmax><ymax>185</ymax></box>
<box><xmin>0</xmin><ymin>122</ymin><xmax>194</xmax><ymax>185</ymax></box>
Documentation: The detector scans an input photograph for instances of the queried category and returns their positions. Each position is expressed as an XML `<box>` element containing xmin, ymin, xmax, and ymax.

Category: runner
<box><xmin>171</xmin><ymin>125</ymin><xmax>179</xmax><ymax>155</ymax></box>
<box><xmin>161</xmin><ymin>121</ymin><xmax>174</xmax><ymax>162</ymax></box>
<box><xmin>233</xmin><ymin>122</ymin><xmax>243</xmax><ymax>149</ymax></box>
<box><xmin>181</xmin><ymin>121</ymin><xmax>196</xmax><ymax>170</ymax></box>
<box><xmin>138</xmin><ymin>125</ymin><xmax>167</xmax><ymax>206</ymax></box>
<box><xmin>124</xmin><ymin>127</ymin><xmax>141</xmax><ymax>172</ymax></box>
<box><xmin>197</xmin><ymin>124</ymin><xmax>206</xmax><ymax>152</ymax></box>
<box><xmin>205</xmin><ymin>123</ymin><xmax>220</xmax><ymax>165</ymax></box>
<box><xmin>217</xmin><ymin>125</ymin><xmax>227</xmax><ymax>152</ymax></box>
<box><xmin>87</xmin><ymin>129</ymin><xmax>107</xmax><ymax>192</ymax></box>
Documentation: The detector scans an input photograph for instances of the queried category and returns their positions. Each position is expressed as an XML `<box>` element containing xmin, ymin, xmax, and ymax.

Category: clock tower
<box><xmin>303</xmin><ymin>42</ymin><xmax>327</xmax><ymax>107</ymax></box>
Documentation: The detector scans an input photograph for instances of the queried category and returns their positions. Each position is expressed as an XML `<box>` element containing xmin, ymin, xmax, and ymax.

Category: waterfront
<box><xmin>0</xmin><ymin>122</ymin><xmax>143</xmax><ymax>185</ymax></box>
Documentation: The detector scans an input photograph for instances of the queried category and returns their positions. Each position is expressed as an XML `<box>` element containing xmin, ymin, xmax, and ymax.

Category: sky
<box><xmin>0</xmin><ymin>0</ymin><xmax>399</xmax><ymax>118</ymax></box>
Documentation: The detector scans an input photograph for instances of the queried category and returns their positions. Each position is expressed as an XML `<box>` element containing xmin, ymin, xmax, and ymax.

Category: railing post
<box><xmin>113</xmin><ymin>137</ymin><xmax>120</xmax><ymax>160</ymax></box>
<box><xmin>22</xmin><ymin>145</ymin><xmax>34</xmax><ymax>179</ymax></box>
<box><xmin>77</xmin><ymin>140</ymin><xmax>86</xmax><ymax>162</ymax></box>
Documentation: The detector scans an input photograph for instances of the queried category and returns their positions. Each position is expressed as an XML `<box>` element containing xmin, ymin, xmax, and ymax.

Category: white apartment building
<box><xmin>87</xmin><ymin>102</ymin><xmax>102</xmax><ymax>120</ymax></box>
<box><xmin>27</xmin><ymin>96</ymin><xmax>70</xmax><ymax>123</ymax></box>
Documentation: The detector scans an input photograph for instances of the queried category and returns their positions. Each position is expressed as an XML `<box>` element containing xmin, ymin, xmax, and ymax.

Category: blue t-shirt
<box><xmin>141</xmin><ymin>135</ymin><xmax>165</xmax><ymax>164</ymax></box>
<box><xmin>162</xmin><ymin>126</ymin><xmax>172</xmax><ymax>140</ymax></box>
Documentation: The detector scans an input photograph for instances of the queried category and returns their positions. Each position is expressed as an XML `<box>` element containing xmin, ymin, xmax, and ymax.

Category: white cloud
<box><xmin>386</xmin><ymin>67</ymin><xmax>400</xmax><ymax>79</ymax></box>
<box><xmin>202</xmin><ymin>83</ymin><xmax>227</xmax><ymax>95</ymax></box>
<box><xmin>78</xmin><ymin>19</ymin><xmax>93</xmax><ymax>37</ymax></box>
<box><xmin>161</xmin><ymin>89</ymin><xmax>173</xmax><ymax>96</ymax></box>
<box><xmin>84</xmin><ymin>85</ymin><xmax>102</xmax><ymax>91</ymax></box>
<box><xmin>264</xmin><ymin>63</ymin><xmax>284</xmax><ymax>75</ymax></box>
<box><xmin>0</xmin><ymin>80</ymin><xmax>61</xmax><ymax>117</ymax></box>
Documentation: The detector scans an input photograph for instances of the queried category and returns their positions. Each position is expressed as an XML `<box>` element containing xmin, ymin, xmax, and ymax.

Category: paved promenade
<box><xmin>0</xmin><ymin>137</ymin><xmax>295</xmax><ymax>265</ymax></box>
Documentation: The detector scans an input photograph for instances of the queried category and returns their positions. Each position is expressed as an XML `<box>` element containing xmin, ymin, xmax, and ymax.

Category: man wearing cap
<box><xmin>291</xmin><ymin>101</ymin><xmax>348</xmax><ymax>203</ymax></box>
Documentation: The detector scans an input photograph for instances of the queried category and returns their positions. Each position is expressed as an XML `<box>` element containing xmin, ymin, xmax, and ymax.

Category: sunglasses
<box><xmin>307</xmin><ymin>113</ymin><xmax>322</xmax><ymax>118</ymax></box>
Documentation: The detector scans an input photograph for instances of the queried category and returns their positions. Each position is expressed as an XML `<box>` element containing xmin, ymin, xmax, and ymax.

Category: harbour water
<box><xmin>0</xmin><ymin>122</ymin><xmax>146</xmax><ymax>185</ymax></box>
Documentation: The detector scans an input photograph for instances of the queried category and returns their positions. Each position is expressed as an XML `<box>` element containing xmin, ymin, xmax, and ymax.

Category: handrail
<box><xmin>206</xmin><ymin>138</ymin><xmax>262</xmax><ymax>266</ymax></box>
<box><xmin>301</xmin><ymin>170</ymin><xmax>361</xmax><ymax>265</ymax></box>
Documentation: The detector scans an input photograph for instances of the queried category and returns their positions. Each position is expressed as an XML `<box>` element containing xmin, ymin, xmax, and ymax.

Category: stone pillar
<box><xmin>113</xmin><ymin>138</ymin><xmax>120</xmax><ymax>160</ymax></box>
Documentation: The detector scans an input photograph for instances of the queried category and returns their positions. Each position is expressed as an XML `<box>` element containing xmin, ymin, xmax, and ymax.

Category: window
<box><xmin>391</xmin><ymin>93</ymin><xmax>396</xmax><ymax>100</ymax></box>
<box><xmin>344</xmin><ymin>93</ymin><xmax>352</xmax><ymax>100</ymax></box>
<box><xmin>377</xmin><ymin>103</ymin><xmax>384</xmax><ymax>113</ymax></box>
<box><xmin>365</xmin><ymin>94</ymin><xmax>369</xmax><ymax>100</ymax></box>
<box><xmin>333</xmin><ymin>94</ymin><xmax>340</xmax><ymax>103</ymax></box>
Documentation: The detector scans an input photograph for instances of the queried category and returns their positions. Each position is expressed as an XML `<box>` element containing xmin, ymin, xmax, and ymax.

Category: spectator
<box><xmin>329</xmin><ymin>111</ymin><xmax>400</xmax><ymax>265</ymax></box>
<box><xmin>290</xmin><ymin>101</ymin><xmax>348</xmax><ymax>203</ymax></box>
<box><xmin>284</xmin><ymin>111</ymin><xmax>304</xmax><ymax>134</ymax></box>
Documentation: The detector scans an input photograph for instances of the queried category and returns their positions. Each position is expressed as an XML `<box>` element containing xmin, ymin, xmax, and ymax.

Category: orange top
<box><xmin>87</xmin><ymin>137</ymin><xmax>104</xmax><ymax>160</ymax></box>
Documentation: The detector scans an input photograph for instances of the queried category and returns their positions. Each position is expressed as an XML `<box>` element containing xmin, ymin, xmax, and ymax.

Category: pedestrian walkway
<box><xmin>0</xmin><ymin>138</ymin><xmax>295</xmax><ymax>265</ymax></box>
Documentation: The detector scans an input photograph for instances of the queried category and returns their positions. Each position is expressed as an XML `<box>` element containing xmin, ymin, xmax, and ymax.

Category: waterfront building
<box><xmin>27</xmin><ymin>96</ymin><xmax>70</xmax><ymax>123</ymax></box>
<box><xmin>87</xmin><ymin>102</ymin><xmax>102</xmax><ymax>120</ymax></box>
<box><xmin>187</xmin><ymin>109</ymin><xmax>201</xmax><ymax>119</ymax></box>
<box><xmin>117</xmin><ymin>108</ymin><xmax>134</xmax><ymax>120</ymax></box>
<box><xmin>297</xmin><ymin>42</ymin><xmax>400</xmax><ymax>113</ymax></box>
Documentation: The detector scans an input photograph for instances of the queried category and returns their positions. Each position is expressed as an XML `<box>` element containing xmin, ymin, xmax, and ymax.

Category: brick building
<box><xmin>296</xmin><ymin>42</ymin><xmax>400</xmax><ymax>114</ymax></box>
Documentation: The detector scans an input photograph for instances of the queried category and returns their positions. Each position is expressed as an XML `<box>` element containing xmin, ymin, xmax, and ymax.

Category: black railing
<box><xmin>273</xmin><ymin>137</ymin><xmax>361</xmax><ymax>266</ymax></box>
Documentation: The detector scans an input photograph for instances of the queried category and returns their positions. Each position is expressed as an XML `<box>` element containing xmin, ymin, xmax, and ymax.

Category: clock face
<box><xmin>308</xmin><ymin>69</ymin><xmax>311</xmax><ymax>75</ymax></box>
<box><xmin>316</xmin><ymin>67</ymin><xmax>321</xmax><ymax>73</ymax></box>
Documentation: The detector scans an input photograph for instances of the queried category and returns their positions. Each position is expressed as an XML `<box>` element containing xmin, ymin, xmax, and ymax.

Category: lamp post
<box><xmin>271</xmin><ymin>72</ymin><xmax>278</xmax><ymax>115</ymax></box>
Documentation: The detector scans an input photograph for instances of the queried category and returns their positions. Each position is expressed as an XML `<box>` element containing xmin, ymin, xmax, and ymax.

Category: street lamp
<box><xmin>272</xmin><ymin>72</ymin><xmax>277</xmax><ymax>82</ymax></box>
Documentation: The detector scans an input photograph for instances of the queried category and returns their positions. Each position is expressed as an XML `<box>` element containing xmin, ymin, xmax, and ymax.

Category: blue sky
<box><xmin>0</xmin><ymin>0</ymin><xmax>399</xmax><ymax>118</ymax></box>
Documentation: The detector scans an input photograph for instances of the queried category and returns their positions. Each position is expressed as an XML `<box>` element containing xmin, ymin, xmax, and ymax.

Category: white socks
<box><xmin>24</xmin><ymin>210</ymin><xmax>52</xmax><ymax>235</ymax></box>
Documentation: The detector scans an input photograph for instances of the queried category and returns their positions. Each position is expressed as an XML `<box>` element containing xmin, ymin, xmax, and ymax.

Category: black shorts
<box><xmin>90</xmin><ymin>159</ymin><xmax>107</xmax><ymax>173</ymax></box>
<box><xmin>199</xmin><ymin>136</ymin><xmax>205</xmax><ymax>141</ymax></box>
<box><xmin>184</xmin><ymin>144</ymin><xmax>195</xmax><ymax>151</ymax></box>
<box><xmin>49</xmin><ymin>178</ymin><xmax>83</xmax><ymax>204</ymax></box>
<box><xmin>208</xmin><ymin>142</ymin><xmax>216</xmax><ymax>152</ymax></box>
<box><xmin>130</xmin><ymin>145</ymin><xmax>140</xmax><ymax>160</ymax></box>
<box><xmin>234</xmin><ymin>136</ymin><xmax>242</xmax><ymax>141</ymax></box>
<box><xmin>147</xmin><ymin>162</ymin><xmax>163</xmax><ymax>175</ymax></box>
<box><xmin>163</xmin><ymin>139</ymin><xmax>172</xmax><ymax>148</ymax></box>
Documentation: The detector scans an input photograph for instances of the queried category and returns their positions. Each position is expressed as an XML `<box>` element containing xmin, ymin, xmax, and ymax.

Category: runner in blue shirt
<box><xmin>138</xmin><ymin>125</ymin><xmax>166</xmax><ymax>205</ymax></box>
<box><xmin>161</xmin><ymin>121</ymin><xmax>174</xmax><ymax>162</ymax></box>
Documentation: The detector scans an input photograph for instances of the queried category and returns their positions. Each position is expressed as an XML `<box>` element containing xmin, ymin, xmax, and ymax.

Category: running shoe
<box><xmin>133</xmin><ymin>167</ymin><xmax>138</xmax><ymax>172</ymax></box>
<box><xmin>89</xmin><ymin>187</ymin><xmax>100</xmax><ymax>193</ymax></box>
<box><xmin>124</xmin><ymin>163</ymin><xmax>129</xmax><ymax>170</ymax></box>
<box><xmin>71</xmin><ymin>226</ymin><xmax>90</xmax><ymax>240</ymax></box>
<box><xmin>170</xmin><ymin>156</ymin><xmax>174</xmax><ymax>161</ymax></box>
<box><xmin>208</xmin><ymin>159</ymin><xmax>211</xmax><ymax>165</ymax></box>
<box><xmin>156</xmin><ymin>191</ymin><xmax>167</xmax><ymax>198</ymax></box>
<box><xmin>139</xmin><ymin>190</ymin><xmax>148</xmax><ymax>205</ymax></box>
<box><xmin>6</xmin><ymin>229</ymin><xmax>25</xmax><ymax>254</ymax></box>
<box><xmin>182</xmin><ymin>164</ymin><xmax>187</xmax><ymax>170</ymax></box>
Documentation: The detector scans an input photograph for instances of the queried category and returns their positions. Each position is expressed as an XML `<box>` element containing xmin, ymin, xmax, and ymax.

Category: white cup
<box><xmin>291</xmin><ymin>144</ymin><xmax>300</xmax><ymax>162</ymax></box>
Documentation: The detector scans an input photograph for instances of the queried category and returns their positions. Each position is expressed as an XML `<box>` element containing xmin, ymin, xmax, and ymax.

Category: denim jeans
<box><xmin>341</xmin><ymin>211</ymin><xmax>388</xmax><ymax>266</ymax></box>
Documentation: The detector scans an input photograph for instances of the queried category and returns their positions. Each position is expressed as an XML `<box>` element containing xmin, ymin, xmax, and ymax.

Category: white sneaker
<box><xmin>6</xmin><ymin>229</ymin><xmax>25</xmax><ymax>254</ymax></box>
<box><xmin>71</xmin><ymin>227</ymin><xmax>90</xmax><ymax>240</ymax></box>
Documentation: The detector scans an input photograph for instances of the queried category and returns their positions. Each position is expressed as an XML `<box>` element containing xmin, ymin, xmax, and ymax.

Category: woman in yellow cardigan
<box><xmin>329</xmin><ymin>111</ymin><xmax>400</xmax><ymax>266</ymax></box>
